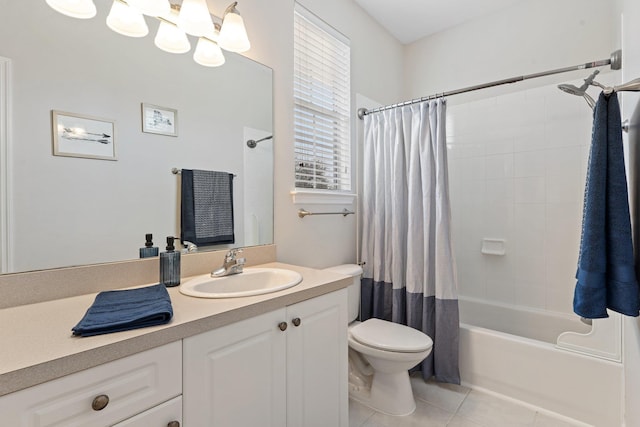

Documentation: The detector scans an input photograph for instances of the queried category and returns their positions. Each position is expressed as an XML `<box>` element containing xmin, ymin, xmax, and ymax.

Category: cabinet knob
<box><xmin>167</xmin><ymin>422</ymin><xmax>180</xmax><ymax>427</ymax></box>
<box><xmin>278</xmin><ymin>321</ymin><xmax>288</xmax><ymax>331</ymax></box>
<box><xmin>91</xmin><ymin>394</ymin><xmax>109</xmax><ymax>411</ymax></box>
<box><xmin>292</xmin><ymin>317</ymin><xmax>301</xmax><ymax>327</ymax></box>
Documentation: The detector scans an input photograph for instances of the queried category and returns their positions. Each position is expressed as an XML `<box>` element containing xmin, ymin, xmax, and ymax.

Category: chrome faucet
<box><xmin>182</xmin><ymin>241</ymin><xmax>198</xmax><ymax>253</ymax></box>
<box><xmin>211</xmin><ymin>248</ymin><xmax>246</xmax><ymax>277</ymax></box>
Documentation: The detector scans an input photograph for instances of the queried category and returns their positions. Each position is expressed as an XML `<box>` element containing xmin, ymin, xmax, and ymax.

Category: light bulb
<box><xmin>193</xmin><ymin>38</ymin><xmax>226</xmax><ymax>67</ymax></box>
<box><xmin>46</xmin><ymin>0</ymin><xmax>97</xmax><ymax>19</ymax></box>
<box><xmin>106</xmin><ymin>0</ymin><xmax>149</xmax><ymax>37</ymax></box>
<box><xmin>155</xmin><ymin>20</ymin><xmax>191</xmax><ymax>54</ymax></box>
<box><xmin>218</xmin><ymin>7</ymin><xmax>250</xmax><ymax>52</ymax></box>
<box><xmin>177</xmin><ymin>0</ymin><xmax>215</xmax><ymax>37</ymax></box>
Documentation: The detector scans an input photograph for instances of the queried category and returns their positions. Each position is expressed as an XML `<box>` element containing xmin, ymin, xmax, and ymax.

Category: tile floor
<box><xmin>349</xmin><ymin>374</ymin><xmax>587</xmax><ymax>427</ymax></box>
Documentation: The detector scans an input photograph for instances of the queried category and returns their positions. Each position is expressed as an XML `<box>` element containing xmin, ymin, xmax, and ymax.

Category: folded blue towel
<box><xmin>181</xmin><ymin>169</ymin><xmax>235</xmax><ymax>246</ymax></box>
<box><xmin>72</xmin><ymin>284</ymin><xmax>173</xmax><ymax>337</ymax></box>
<box><xmin>574</xmin><ymin>92</ymin><xmax>639</xmax><ymax>318</ymax></box>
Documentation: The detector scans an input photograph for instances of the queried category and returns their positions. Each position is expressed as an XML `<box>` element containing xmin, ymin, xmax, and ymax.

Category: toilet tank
<box><xmin>324</xmin><ymin>264</ymin><xmax>363</xmax><ymax>323</ymax></box>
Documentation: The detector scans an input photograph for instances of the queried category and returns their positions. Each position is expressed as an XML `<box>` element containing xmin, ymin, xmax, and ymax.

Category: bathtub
<box><xmin>458</xmin><ymin>297</ymin><xmax>623</xmax><ymax>427</ymax></box>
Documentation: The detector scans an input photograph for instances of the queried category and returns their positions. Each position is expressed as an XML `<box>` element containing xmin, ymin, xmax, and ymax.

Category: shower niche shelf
<box><xmin>481</xmin><ymin>238</ymin><xmax>506</xmax><ymax>256</ymax></box>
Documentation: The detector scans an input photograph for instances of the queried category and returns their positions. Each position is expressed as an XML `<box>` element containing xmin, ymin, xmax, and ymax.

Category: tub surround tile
<box><xmin>513</xmin><ymin>281</ymin><xmax>546</xmax><ymax>310</ymax></box>
<box><xmin>485</xmin><ymin>279</ymin><xmax>516</xmax><ymax>305</ymax></box>
<box><xmin>448</xmin><ymin>82</ymin><xmax>590</xmax><ymax>314</ymax></box>
<box><xmin>546</xmin><ymin>174</ymin><xmax>582</xmax><ymax>204</ymax></box>
<box><xmin>485</xmin><ymin>154</ymin><xmax>514</xmax><ymax>180</ymax></box>
<box><xmin>545</xmin><ymin>147</ymin><xmax>584</xmax><ymax>178</ymax></box>
<box><xmin>485</xmin><ymin>140</ymin><xmax>514</xmax><ymax>156</ymax></box>
<box><xmin>514</xmin><ymin>176</ymin><xmax>546</xmax><ymax>204</ymax></box>
<box><xmin>514</xmin><ymin>151</ymin><xmax>546</xmax><ymax>178</ymax></box>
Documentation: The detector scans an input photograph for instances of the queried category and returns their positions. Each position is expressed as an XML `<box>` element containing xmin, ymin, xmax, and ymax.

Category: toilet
<box><xmin>325</xmin><ymin>264</ymin><xmax>433</xmax><ymax>416</ymax></box>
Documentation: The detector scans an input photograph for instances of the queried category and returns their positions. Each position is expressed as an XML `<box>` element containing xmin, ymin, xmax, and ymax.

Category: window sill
<box><xmin>290</xmin><ymin>190</ymin><xmax>357</xmax><ymax>205</ymax></box>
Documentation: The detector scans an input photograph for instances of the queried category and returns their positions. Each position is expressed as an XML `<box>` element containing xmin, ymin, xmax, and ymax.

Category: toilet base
<box><xmin>349</xmin><ymin>370</ymin><xmax>417</xmax><ymax>416</ymax></box>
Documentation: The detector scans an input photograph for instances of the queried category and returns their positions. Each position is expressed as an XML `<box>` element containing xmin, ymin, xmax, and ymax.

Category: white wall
<box><xmin>404</xmin><ymin>0</ymin><xmax>617</xmax><ymax>104</ymax></box>
<box><xmin>618</xmin><ymin>0</ymin><xmax>640</xmax><ymax>423</ymax></box>
<box><xmin>243</xmin><ymin>127</ymin><xmax>273</xmax><ymax>246</ymax></box>
<box><xmin>221</xmin><ymin>0</ymin><xmax>404</xmax><ymax>268</ymax></box>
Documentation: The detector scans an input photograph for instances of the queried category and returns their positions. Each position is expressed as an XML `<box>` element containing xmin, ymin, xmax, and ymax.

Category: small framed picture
<box><xmin>52</xmin><ymin>110</ymin><xmax>116</xmax><ymax>161</ymax></box>
<box><xmin>142</xmin><ymin>103</ymin><xmax>178</xmax><ymax>136</ymax></box>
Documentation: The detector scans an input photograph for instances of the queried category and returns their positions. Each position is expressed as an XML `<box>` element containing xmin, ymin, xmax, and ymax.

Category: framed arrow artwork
<box><xmin>51</xmin><ymin>110</ymin><xmax>116</xmax><ymax>161</ymax></box>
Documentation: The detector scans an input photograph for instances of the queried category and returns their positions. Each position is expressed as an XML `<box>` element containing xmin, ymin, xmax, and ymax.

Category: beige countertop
<box><xmin>0</xmin><ymin>262</ymin><xmax>351</xmax><ymax>396</ymax></box>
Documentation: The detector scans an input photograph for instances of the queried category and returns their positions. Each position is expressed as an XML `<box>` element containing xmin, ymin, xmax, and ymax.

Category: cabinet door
<box><xmin>0</xmin><ymin>342</ymin><xmax>181</xmax><ymax>427</ymax></box>
<box><xmin>183</xmin><ymin>309</ymin><xmax>287</xmax><ymax>427</ymax></box>
<box><xmin>286</xmin><ymin>289</ymin><xmax>348</xmax><ymax>427</ymax></box>
<box><xmin>112</xmin><ymin>396</ymin><xmax>182</xmax><ymax>427</ymax></box>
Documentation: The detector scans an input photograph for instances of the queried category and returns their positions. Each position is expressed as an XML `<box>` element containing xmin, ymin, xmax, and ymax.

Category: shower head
<box><xmin>557</xmin><ymin>69</ymin><xmax>600</xmax><ymax>96</ymax></box>
<box><xmin>558</xmin><ymin>83</ymin><xmax>596</xmax><ymax>109</ymax></box>
<box><xmin>557</xmin><ymin>83</ymin><xmax>585</xmax><ymax>96</ymax></box>
<box><xmin>557</xmin><ymin>70</ymin><xmax>600</xmax><ymax>109</ymax></box>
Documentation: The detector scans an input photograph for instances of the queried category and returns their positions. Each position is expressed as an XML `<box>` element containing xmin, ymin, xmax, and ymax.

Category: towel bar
<box><xmin>172</xmin><ymin>168</ymin><xmax>236</xmax><ymax>177</ymax></box>
<box><xmin>298</xmin><ymin>208</ymin><xmax>354</xmax><ymax>218</ymax></box>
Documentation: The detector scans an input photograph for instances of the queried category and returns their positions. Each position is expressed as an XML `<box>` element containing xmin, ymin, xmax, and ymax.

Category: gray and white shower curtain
<box><xmin>361</xmin><ymin>99</ymin><xmax>460</xmax><ymax>384</ymax></box>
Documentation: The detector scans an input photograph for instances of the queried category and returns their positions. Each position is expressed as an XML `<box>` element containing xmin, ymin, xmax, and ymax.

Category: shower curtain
<box><xmin>360</xmin><ymin>99</ymin><xmax>460</xmax><ymax>384</ymax></box>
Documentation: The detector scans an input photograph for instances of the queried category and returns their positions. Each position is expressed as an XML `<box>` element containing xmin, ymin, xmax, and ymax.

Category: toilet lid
<box><xmin>350</xmin><ymin>318</ymin><xmax>433</xmax><ymax>353</ymax></box>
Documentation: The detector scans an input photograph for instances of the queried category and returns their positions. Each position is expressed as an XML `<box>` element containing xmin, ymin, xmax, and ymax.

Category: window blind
<box><xmin>293</xmin><ymin>5</ymin><xmax>351</xmax><ymax>191</ymax></box>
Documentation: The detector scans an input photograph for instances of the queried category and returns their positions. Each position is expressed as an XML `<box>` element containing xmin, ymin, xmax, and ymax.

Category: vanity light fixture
<box><xmin>218</xmin><ymin>2</ymin><xmax>251</xmax><ymax>53</ymax></box>
<box><xmin>155</xmin><ymin>12</ymin><xmax>191</xmax><ymax>54</ymax></box>
<box><xmin>45</xmin><ymin>0</ymin><xmax>250</xmax><ymax>68</ymax></box>
<box><xmin>45</xmin><ymin>0</ymin><xmax>97</xmax><ymax>19</ymax></box>
<box><xmin>106</xmin><ymin>0</ymin><xmax>149</xmax><ymax>38</ymax></box>
<box><xmin>194</xmin><ymin>37</ymin><xmax>226</xmax><ymax>67</ymax></box>
<box><xmin>127</xmin><ymin>0</ymin><xmax>170</xmax><ymax>17</ymax></box>
<box><xmin>177</xmin><ymin>0</ymin><xmax>215</xmax><ymax>37</ymax></box>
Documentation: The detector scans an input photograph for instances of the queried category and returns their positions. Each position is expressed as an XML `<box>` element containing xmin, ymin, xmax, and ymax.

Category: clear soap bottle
<box><xmin>160</xmin><ymin>236</ymin><xmax>181</xmax><ymax>287</ymax></box>
<box><xmin>139</xmin><ymin>233</ymin><xmax>159</xmax><ymax>258</ymax></box>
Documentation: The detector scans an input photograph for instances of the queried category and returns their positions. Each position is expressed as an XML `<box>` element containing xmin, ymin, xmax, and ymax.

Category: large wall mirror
<box><xmin>0</xmin><ymin>2</ymin><xmax>273</xmax><ymax>273</ymax></box>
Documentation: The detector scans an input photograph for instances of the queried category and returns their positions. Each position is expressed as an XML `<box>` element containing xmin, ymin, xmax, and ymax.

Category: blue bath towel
<box><xmin>181</xmin><ymin>169</ymin><xmax>235</xmax><ymax>246</ymax></box>
<box><xmin>72</xmin><ymin>284</ymin><xmax>173</xmax><ymax>337</ymax></box>
<box><xmin>574</xmin><ymin>92</ymin><xmax>639</xmax><ymax>318</ymax></box>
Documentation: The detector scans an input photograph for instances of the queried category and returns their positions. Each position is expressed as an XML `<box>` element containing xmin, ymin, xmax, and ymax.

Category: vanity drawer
<box><xmin>112</xmin><ymin>396</ymin><xmax>182</xmax><ymax>427</ymax></box>
<box><xmin>0</xmin><ymin>341</ymin><xmax>182</xmax><ymax>426</ymax></box>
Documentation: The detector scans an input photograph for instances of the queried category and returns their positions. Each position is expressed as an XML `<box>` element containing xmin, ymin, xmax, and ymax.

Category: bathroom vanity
<box><xmin>0</xmin><ymin>258</ymin><xmax>350</xmax><ymax>427</ymax></box>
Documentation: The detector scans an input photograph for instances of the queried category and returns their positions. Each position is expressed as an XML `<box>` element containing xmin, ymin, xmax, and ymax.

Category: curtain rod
<box><xmin>357</xmin><ymin>50</ymin><xmax>622</xmax><ymax>120</ymax></box>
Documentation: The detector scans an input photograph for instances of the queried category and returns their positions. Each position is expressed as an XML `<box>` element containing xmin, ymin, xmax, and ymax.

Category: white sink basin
<box><xmin>179</xmin><ymin>267</ymin><xmax>303</xmax><ymax>298</ymax></box>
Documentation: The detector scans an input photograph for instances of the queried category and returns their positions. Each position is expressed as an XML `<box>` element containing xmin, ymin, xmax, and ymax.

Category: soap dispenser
<box><xmin>139</xmin><ymin>233</ymin><xmax>159</xmax><ymax>258</ymax></box>
<box><xmin>160</xmin><ymin>236</ymin><xmax>181</xmax><ymax>287</ymax></box>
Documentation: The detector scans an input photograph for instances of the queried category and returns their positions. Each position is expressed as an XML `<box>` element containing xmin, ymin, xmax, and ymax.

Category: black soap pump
<box><xmin>160</xmin><ymin>236</ymin><xmax>181</xmax><ymax>287</ymax></box>
<box><xmin>139</xmin><ymin>233</ymin><xmax>159</xmax><ymax>258</ymax></box>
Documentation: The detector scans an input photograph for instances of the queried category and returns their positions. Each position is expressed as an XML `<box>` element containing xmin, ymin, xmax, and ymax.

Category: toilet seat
<box><xmin>350</xmin><ymin>318</ymin><xmax>433</xmax><ymax>353</ymax></box>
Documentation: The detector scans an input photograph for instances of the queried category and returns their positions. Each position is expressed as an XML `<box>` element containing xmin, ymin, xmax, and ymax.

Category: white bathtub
<box><xmin>458</xmin><ymin>298</ymin><xmax>623</xmax><ymax>427</ymax></box>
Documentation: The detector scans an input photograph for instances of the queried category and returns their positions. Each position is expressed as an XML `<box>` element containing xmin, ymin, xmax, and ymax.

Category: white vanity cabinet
<box><xmin>0</xmin><ymin>341</ymin><xmax>182</xmax><ymax>427</ymax></box>
<box><xmin>183</xmin><ymin>289</ymin><xmax>348</xmax><ymax>427</ymax></box>
<box><xmin>111</xmin><ymin>396</ymin><xmax>182</xmax><ymax>427</ymax></box>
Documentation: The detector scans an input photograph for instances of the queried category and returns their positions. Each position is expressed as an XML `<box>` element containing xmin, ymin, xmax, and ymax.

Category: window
<box><xmin>293</xmin><ymin>4</ymin><xmax>351</xmax><ymax>192</ymax></box>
